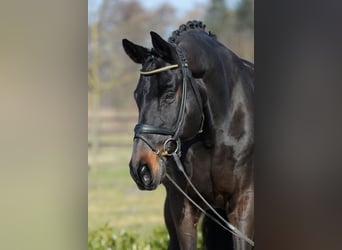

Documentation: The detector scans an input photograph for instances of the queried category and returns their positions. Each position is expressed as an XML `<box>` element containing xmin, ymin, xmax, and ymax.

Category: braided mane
<box><xmin>168</xmin><ymin>20</ymin><xmax>216</xmax><ymax>43</ymax></box>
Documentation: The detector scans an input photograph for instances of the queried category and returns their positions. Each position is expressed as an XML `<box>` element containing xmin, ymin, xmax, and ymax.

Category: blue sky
<box><xmin>89</xmin><ymin>0</ymin><xmax>240</xmax><ymax>16</ymax></box>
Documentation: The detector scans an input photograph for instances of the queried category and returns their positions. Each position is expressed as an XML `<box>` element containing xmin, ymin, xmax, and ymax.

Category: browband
<box><xmin>140</xmin><ymin>63</ymin><xmax>188</xmax><ymax>75</ymax></box>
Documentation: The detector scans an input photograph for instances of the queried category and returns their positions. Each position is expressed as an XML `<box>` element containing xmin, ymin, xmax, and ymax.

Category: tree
<box><xmin>236</xmin><ymin>0</ymin><xmax>254</xmax><ymax>31</ymax></box>
<box><xmin>89</xmin><ymin>0</ymin><xmax>176</xmax><ymax>110</ymax></box>
<box><xmin>205</xmin><ymin>0</ymin><xmax>232</xmax><ymax>35</ymax></box>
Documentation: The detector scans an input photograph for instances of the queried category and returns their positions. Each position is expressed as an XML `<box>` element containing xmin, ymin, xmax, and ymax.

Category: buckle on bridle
<box><xmin>160</xmin><ymin>138</ymin><xmax>180</xmax><ymax>156</ymax></box>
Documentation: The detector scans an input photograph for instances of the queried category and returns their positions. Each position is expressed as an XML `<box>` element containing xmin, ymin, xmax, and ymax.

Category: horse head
<box><xmin>122</xmin><ymin>32</ymin><xmax>204</xmax><ymax>190</ymax></box>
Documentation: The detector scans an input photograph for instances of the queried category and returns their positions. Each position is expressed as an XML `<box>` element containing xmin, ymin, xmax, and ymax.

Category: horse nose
<box><xmin>137</xmin><ymin>164</ymin><xmax>152</xmax><ymax>187</ymax></box>
<box><xmin>129</xmin><ymin>160</ymin><xmax>153</xmax><ymax>189</ymax></box>
<box><xmin>129</xmin><ymin>139</ymin><xmax>163</xmax><ymax>190</ymax></box>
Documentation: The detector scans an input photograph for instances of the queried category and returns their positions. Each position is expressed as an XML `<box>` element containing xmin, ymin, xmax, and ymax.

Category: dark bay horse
<box><xmin>123</xmin><ymin>20</ymin><xmax>254</xmax><ymax>250</ymax></box>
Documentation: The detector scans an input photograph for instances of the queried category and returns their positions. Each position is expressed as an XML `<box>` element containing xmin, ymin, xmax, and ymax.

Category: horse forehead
<box><xmin>136</xmin><ymin>76</ymin><xmax>150</xmax><ymax>90</ymax></box>
<box><xmin>142</xmin><ymin>56</ymin><xmax>164</xmax><ymax>71</ymax></box>
<box><xmin>136</xmin><ymin>71</ymin><xmax>177</xmax><ymax>94</ymax></box>
<box><xmin>135</xmin><ymin>76</ymin><xmax>155</xmax><ymax>95</ymax></box>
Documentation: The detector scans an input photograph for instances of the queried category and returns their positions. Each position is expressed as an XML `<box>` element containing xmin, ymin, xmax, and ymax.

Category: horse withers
<box><xmin>123</xmin><ymin>20</ymin><xmax>254</xmax><ymax>250</ymax></box>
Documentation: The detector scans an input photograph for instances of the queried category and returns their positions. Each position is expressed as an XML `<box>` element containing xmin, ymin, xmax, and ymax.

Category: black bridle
<box><xmin>133</xmin><ymin>46</ymin><xmax>204</xmax><ymax>157</ymax></box>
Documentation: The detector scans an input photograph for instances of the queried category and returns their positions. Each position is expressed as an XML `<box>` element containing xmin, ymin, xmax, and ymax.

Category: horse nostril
<box><xmin>138</xmin><ymin>164</ymin><xmax>152</xmax><ymax>186</ymax></box>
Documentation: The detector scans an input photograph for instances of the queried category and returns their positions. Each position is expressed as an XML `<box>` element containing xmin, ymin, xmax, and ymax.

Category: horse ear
<box><xmin>122</xmin><ymin>39</ymin><xmax>149</xmax><ymax>64</ymax></box>
<box><xmin>150</xmin><ymin>31</ymin><xmax>177</xmax><ymax>64</ymax></box>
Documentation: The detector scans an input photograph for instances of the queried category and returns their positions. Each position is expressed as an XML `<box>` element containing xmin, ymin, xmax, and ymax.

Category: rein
<box><xmin>167</xmin><ymin>153</ymin><xmax>255</xmax><ymax>247</ymax></box>
<box><xmin>134</xmin><ymin>45</ymin><xmax>254</xmax><ymax>246</ymax></box>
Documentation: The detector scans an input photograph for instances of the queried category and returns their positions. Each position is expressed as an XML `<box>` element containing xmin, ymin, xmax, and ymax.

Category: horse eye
<box><xmin>163</xmin><ymin>92</ymin><xmax>176</xmax><ymax>103</ymax></box>
<box><xmin>166</xmin><ymin>93</ymin><xmax>174</xmax><ymax>99</ymax></box>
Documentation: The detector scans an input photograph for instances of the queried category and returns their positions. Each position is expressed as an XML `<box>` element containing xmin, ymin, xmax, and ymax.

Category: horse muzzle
<box><xmin>129</xmin><ymin>148</ymin><xmax>165</xmax><ymax>190</ymax></box>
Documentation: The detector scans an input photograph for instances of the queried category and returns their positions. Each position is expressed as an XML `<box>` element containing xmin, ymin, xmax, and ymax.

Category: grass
<box><xmin>88</xmin><ymin>126</ymin><xmax>205</xmax><ymax>249</ymax></box>
<box><xmin>88</xmin><ymin>144</ymin><xmax>166</xmax><ymax>237</ymax></box>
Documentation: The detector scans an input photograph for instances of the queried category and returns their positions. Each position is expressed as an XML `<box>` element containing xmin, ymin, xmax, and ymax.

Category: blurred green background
<box><xmin>88</xmin><ymin>0</ymin><xmax>253</xmax><ymax>248</ymax></box>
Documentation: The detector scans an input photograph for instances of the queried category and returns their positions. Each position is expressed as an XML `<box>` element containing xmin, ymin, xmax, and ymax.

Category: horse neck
<box><xmin>179</xmin><ymin>36</ymin><xmax>253</xmax><ymax>142</ymax></box>
<box><xmin>182</xmin><ymin>40</ymin><xmax>236</xmax><ymax>123</ymax></box>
